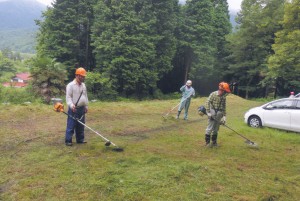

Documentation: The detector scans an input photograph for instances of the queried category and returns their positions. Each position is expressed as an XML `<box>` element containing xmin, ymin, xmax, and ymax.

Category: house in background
<box><xmin>2</xmin><ymin>72</ymin><xmax>31</xmax><ymax>88</ymax></box>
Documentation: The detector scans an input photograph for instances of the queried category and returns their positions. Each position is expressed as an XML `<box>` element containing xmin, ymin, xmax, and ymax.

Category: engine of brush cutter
<box><xmin>198</xmin><ymin>105</ymin><xmax>207</xmax><ymax>116</ymax></box>
<box><xmin>54</xmin><ymin>102</ymin><xmax>64</xmax><ymax>112</ymax></box>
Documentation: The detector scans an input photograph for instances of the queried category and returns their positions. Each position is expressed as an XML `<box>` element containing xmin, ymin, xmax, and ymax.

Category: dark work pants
<box><xmin>65</xmin><ymin>107</ymin><xmax>85</xmax><ymax>143</ymax></box>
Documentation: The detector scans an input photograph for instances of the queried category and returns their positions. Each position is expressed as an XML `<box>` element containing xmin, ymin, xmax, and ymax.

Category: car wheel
<box><xmin>248</xmin><ymin>116</ymin><xmax>262</xmax><ymax>128</ymax></box>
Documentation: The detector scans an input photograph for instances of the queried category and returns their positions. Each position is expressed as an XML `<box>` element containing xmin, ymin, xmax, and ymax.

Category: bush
<box><xmin>85</xmin><ymin>72</ymin><xmax>118</xmax><ymax>100</ymax></box>
<box><xmin>0</xmin><ymin>85</ymin><xmax>40</xmax><ymax>104</ymax></box>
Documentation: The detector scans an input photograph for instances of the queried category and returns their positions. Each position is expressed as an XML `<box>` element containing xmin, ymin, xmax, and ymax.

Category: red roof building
<box><xmin>2</xmin><ymin>72</ymin><xmax>31</xmax><ymax>88</ymax></box>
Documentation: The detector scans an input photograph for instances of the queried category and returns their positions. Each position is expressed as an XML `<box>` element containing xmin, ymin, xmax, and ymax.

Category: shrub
<box><xmin>0</xmin><ymin>85</ymin><xmax>40</xmax><ymax>104</ymax></box>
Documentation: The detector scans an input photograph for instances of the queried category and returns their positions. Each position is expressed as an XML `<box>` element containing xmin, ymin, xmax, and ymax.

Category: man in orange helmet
<box><xmin>204</xmin><ymin>82</ymin><xmax>231</xmax><ymax>147</ymax></box>
<box><xmin>65</xmin><ymin>67</ymin><xmax>89</xmax><ymax>146</ymax></box>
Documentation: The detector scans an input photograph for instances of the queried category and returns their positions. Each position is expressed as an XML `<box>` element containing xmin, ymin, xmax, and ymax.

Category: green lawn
<box><xmin>0</xmin><ymin>95</ymin><xmax>299</xmax><ymax>200</ymax></box>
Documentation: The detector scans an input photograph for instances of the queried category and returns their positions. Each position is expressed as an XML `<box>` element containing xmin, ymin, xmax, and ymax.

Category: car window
<box><xmin>266</xmin><ymin>100</ymin><xmax>294</xmax><ymax>109</ymax></box>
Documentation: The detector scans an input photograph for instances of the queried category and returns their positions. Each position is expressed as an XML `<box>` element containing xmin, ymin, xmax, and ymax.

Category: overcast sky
<box><xmin>36</xmin><ymin>0</ymin><xmax>52</xmax><ymax>6</ymax></box>
<box><xmin>37</xmin><ymin>0</ymin><xmax>242</xmax><ymax>11</ymax></box>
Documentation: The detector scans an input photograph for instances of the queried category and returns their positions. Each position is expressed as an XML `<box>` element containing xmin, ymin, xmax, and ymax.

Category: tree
<box><xmin>181</xmin><ymin>0</ymin><xmax>216</xmax><ymax>82</ymax></box>
<box><xmin>211</xmin><ymin>0</ymin><xmax>232</xmax><ymax>78</ymax></box>
<box><xmin>226</xmin><ymin>0</ymin><xmax>285</xmax><ymax>98</ymax></box>
<box><xmin>36</xmin><ymin>0</ymin><xmax>96</xmax><ymax>78</ymax></box>
<box><xmin>268</xmin><ymin>0</ymin><xmax>300</xmax><ymax>95</ymax></box>
<box><xmin>1</xmin><ymin>48</ymin><xmax>13</xmax><ymax>60</ymax></box>
<box><xmin>0</xmin><ymin>52</ymin><xmax>16</xmax><ymax>77</ymax></box>
<box><xmin>92</xmin><ymin>0</ymin><xmax>178</xmax><ymax>97</ymax></box>
<box><xmin>84</xmin><ymin>71</ymin><xmax>117</xmax><ymax>100</ymax></box>
<box><xmin>160</xmin><ymin>0</ymin><xmax>231</xmax><ymax>95</ymax></box>
<box><xmin>30</xmin><ymin>57</ymin><xmax>67</xmax><ymax>103</ymax></box>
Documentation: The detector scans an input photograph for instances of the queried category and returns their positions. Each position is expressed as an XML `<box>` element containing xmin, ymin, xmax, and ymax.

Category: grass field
<box><xmin>0</xmin><ymin>95</ymin><xmax>299</xmax><ymax>201</ymax></box>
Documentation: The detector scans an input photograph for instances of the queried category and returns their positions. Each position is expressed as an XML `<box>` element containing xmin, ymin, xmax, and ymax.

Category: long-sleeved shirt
<box><xmin>205</xmin><ymin>91</ymin><xmax>227</xmax><ymax>116</ymax></box>
<box><xmin>66</xmin><ymin>79</ymin><xmax>88</xmax><ymax>109</ymax></box>
<box><xmin>180</xmin><ymin>85</ymin><xmax>195</xmax><ymax>99</ymax></box>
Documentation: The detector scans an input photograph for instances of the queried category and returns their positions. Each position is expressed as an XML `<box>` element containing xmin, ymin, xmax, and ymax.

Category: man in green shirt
<box><xmin>205</xmin><ymin>82</ymin><xmax>231</xmax><ymax>147</ymax></box>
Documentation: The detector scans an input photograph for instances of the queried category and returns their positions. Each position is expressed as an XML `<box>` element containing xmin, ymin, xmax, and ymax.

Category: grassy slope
<box><xmin>0</xmin><ymin>95</ymin><xmax>299</xmax><ymax>201</ymax></box>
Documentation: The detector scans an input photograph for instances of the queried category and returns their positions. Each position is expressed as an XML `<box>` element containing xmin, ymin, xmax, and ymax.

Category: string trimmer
<box><xmin>162</xmin><ymin>93</ymin><xmax>193</xmax><ymax>119</ymax></box>
<box><xmin>198</xmin><ymin>105</ymin><xmax>258</xmax><ymax>147</ymax></box>
<box><xmin>54</xmin><ymin>102</ymin><xmax>124</xmax><ymax>152</ymax></box>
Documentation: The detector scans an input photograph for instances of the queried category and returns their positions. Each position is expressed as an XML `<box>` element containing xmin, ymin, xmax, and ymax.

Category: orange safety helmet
<box><xmin>75</xmin><ymin>67</ymin><xmax>87</xmax><ymax>77</ymax></box>
<box><xmin>219</xmin><ymin>82</ymin><xmax>231</xmax><ymax>93</ymax></box>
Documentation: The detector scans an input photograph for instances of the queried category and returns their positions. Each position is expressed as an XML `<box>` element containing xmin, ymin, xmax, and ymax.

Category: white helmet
<box><xmin>186</xmin><ymin>80</ymin><xmax>192</xmax><ymax>86</ymax></box>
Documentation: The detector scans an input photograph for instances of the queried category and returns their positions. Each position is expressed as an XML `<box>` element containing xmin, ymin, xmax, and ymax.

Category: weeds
<box><xmin>0</xmin><ymin>95</ymin><xmax>299</xmax><ymax>200</ymax></box>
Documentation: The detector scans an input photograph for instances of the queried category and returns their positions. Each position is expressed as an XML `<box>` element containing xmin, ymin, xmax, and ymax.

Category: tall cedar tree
<box><xmin>226</xmin><ymin>0</ymin><xmax>284</xmax><ymax>98</ymax></box>
<box><xmin>182</xmin><ymin>0</ymin><xmax>216</xmax><ymax>82</ymax></box>
<box><xmin>36</xmin><ymin>0</ymin><xmax>96</xmax><ymax>79</ymax></box>
<box><xmin>162</xmin><ymin>0</ymin><xmax>230</xmax><ymax>95</ymax></box>
<box><xmin>268</xmin><ymin>0</ymin><xmax>300</xmax><ymax>95</ymax></box>
<box><xmin>92</xmin><ymin>0</ymin><xmax>177</xmax><ymax>97</ymax></box>
<box><xmin>211</xmin><ymin>0</ymin><xmax>231</xmax><ymax>79</ymax></box>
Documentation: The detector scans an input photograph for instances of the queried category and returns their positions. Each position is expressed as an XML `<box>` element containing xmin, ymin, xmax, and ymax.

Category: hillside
<box><xmin>0</xmin><ymin>0</ymin><xmax>46</xmax><ymax>53</ymax></box>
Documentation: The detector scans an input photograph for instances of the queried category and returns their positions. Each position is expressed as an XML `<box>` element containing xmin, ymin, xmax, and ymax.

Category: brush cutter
<box><xmin>162</xmin><ymin>101</ymin><xmax>182</xmax><ymax>119</ymax></box>
<box><xmin>54</xmin><ymin>102</ymin><xmax>124</xmax><ymax>152</ymax></box>
<box><xmin>162</xmin><ymin>93</ymin><xmax>193</xmax><ymax>119</ymax></box>
<box><xmin>198</xmin><ymin>105</ymin><xmax>258</xmax><ymax>147</ymax></box>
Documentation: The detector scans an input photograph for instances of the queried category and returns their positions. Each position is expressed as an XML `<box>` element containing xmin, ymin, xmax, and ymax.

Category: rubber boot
<box><xmin>205</xmin><ymin>135</ymin><xmax>211</xmax><ymax>147</ymax></box>
<box><xmin>212</xmin><ymin>135</ymin><xmax>218</xmax><ymax>147</ymax></box>
<box><xmin>176</xmin><ymin>111</ymin><xmax>181</xmax><ymax>119</ymax></box>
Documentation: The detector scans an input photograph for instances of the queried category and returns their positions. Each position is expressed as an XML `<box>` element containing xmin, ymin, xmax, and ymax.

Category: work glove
<box><xmin>220</xmin><ymin>116</ymin><xmax>226</xmax><ymax>125</ymax></box>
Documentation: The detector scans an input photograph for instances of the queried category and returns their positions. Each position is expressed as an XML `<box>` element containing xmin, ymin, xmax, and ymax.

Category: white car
<box><xmin>244</xmin><ymin>98</ymin><xmax>300</xmax><ymax>133</ymax></box>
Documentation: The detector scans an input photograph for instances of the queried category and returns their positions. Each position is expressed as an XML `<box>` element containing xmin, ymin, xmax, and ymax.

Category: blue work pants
<box><xmin>65</xmin><ymin>107</ymin><xmax>85</xmax><ymax>143</ymax></box>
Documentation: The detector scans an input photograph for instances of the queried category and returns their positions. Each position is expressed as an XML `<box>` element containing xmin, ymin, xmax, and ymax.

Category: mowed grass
<box><xmin>0</xmin><ymin>95</ymin><xmax>299</xmax><ymax>201</ymax></box>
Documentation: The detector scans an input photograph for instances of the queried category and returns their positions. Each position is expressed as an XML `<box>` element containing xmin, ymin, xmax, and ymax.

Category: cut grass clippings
<box><xmin>0</xmin><ymin>95</ymin><xmax>299</xmax><ymax>200</ymax></box>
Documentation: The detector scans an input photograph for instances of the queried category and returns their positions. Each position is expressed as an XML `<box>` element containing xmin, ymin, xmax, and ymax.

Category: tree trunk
<box><xmin>183</xmin><ymin>48</ymin><xmax>193</xmax><ymax>83</ymax></box>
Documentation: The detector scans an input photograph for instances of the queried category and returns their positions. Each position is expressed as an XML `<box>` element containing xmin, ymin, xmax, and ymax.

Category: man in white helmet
<box><xmin>176</xmin><ymin>80</ymin><xmax>195</xmax><ymax>120</ymax></box>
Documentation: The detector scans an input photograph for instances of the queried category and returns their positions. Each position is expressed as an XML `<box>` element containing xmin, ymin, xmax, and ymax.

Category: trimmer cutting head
<box><xmin>105</xmin><ymin>141</ymin><xmax>124</xmax><ymax>152</ymax></box>
<box><xmin>245</xmin><ymin>140</ymin><xmax>258</xmax><ymax>147</ymax></box>
<box><xmin>112</xmin><ymin>147</ymin><xmax>124</xmax><ymax>152</ymax></box>
<box><xmin>162</xmin><ymin>115</ymin><xmax>175</xmax><ymax>121</ymax></box>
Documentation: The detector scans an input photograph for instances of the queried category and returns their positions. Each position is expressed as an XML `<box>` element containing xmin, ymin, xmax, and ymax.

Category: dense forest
<box><xmin>2</xmin><ymin>0</ymin><xmax>299</xmax><ymax>102</ymax></box>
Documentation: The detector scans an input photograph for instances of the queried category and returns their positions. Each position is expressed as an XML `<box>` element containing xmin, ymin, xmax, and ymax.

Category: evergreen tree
<box><xmin>84</xmin><ymin>71</ymin><xmax>117</xmax><ymax>99</ymax></box>
<box><xmin>92</xmin><ymin>0</ymin><xmax>177</xmax><ymax>97</ymax></box>
<box><xmin>163</xmin><ymin>0</ymin><xmax>231</xmax><ymax>95</ymax></box>
<box><xmin>211</xmin><ymin>0</ymin><xmax>231</xmax><ymax>78</ymax></box>
<box><xmin>36</xmin><ymin>0</ymin><xmax>96</xmax><ymax>77</ymax></box>
<box><xmin>181</xmin><ymin>0</ymin><xmax>216</xmax><ymax>82</ymax></box>
<box><xmin>30</xmin><ymin>57</ymin><xmax>67</xmax><ymax>103</ymax></box>
<box><xmin>226</xmin><ymin>0</ymin><xmax>284</xmax><ymax>98</ymax></box>
<box><xmin>268</xmin><ymin>0</ymin><xmax>300</xmax><ymax>95</ymax></box>
<box><xmin>0</xmin><ymin>53</ymin><xmax>15</xmax><ymax>77</ymax></box>
<box><xmin>149</xmin><ymin>0</ymin><xmax>178</xmax><ymax>77</ymax></box>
